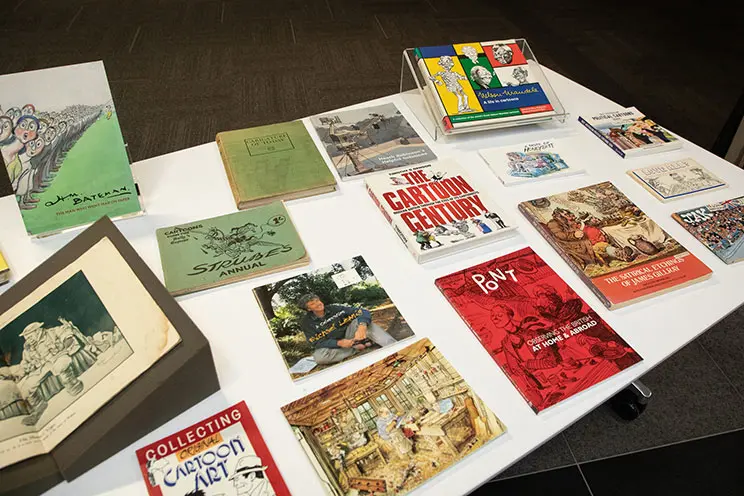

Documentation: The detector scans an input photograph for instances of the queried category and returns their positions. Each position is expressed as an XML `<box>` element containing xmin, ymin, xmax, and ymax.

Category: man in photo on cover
<box><xmin>297</xmin><ymin>293</ymin><xmax>397</xmax><ymax>365</ymax></box>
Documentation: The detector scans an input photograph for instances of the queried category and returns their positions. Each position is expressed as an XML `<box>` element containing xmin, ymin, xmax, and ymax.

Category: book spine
<box><xmin>366</xmin><ymin>184</ymin><xmax>412</xmax><ymax>254</ymax></box>
<box><xmin>578</xmin><ymin>116</ymin><xmax>626</xmax><ymax>159</ymax></box>
<box><xmin>518</xmin><ymin>202</ymin><xmax>613</xmax><ymax>309</ymax></box>
<box><xmin>215</xmin><ymin>136</ymin><xmax>243</xmax><ymax>208</ymax></box>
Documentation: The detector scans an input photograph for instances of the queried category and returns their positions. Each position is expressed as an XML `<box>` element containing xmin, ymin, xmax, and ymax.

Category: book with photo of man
<box><xmin>253</xmin><ymin>256</ymin><xmax>415</xmax><ymax>381</ymax></box>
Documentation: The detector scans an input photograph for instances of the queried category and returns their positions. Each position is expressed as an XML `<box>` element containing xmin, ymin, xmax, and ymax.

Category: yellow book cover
<box><xmin>0</xmin><ymin>251</ymin><xmax>8</xmax><ymax>285</ymax></box>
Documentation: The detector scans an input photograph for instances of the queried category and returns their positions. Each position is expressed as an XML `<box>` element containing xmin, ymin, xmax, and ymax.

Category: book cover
<box><xmin>156</xmin><ymin>202</ymin><xmax>309</xmax><ymax>296</ymax></box>
<box><xmin>479</xmin><ymin>137</ymin><xmax>586</xmax><ymax>186</ymax></box>
<box><xmin>578</xmin><ymin>107</ymin><xmax>681</xmax><ymax>158</ymax></box>
<box><xmin>519</xmin><ymin>181</ymin><xmax>712</xmax><ymax>309</ymax></box>
<box><xmin>435</xmin><ymin>247</ymin><xmax>643</xmax><ymax>412</ymax></box>
<box><xmin>136</xmin><ymin>401</ymin><xmax>290</xmax><ymax>496</ymax></box>
<box><xmin>364</xmin><ymin>159</ymin><xmax>516</xmax><ymax>263</ymax></box>
<box><xmin>310</xmin><ymin>102</ymin><xmax>437</xmax><ymax>180</ymax></box>
<box><xmin>0</xmin><ymin>251</ymin><xmax>8</xmax><ymax>285</ymax></box>
<box><xmin>0</xmin><ymin>61</ymin><xmax>142</xmax><ymax>237</ymax></box>
<box><xmin>672</xmin><ymin>196</ymin><xmax>744</xmax><ymax>264</ymax></box>
<box><xmin>216</xmin><ymin>121</ymin><xmax>336</xmax><ymax>210</ymax></box>
<box><xmin>253</xmin><ymin>255</ymin><xmax>415</xmax><ymax>381</ymax></box>
<box><xmin>413</xmin><ymin>40</ymin><xmax>556</xmax><ymax>130</ymax></box>
<box><xmin>627</xmin><ymin>158</ymin><xmax>726</xmax><ymax>202</ymax></box>
<box><xmin>281</xmin><ymin>338</ymin><xmax>506</xmax><ymax>496</ymax></box>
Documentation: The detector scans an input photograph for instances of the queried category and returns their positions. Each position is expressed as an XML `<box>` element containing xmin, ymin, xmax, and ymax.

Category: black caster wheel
<box><xmin>608</xmin><ymin>381</ymin><xmax>651</xmax><ymax>421</ymax></box>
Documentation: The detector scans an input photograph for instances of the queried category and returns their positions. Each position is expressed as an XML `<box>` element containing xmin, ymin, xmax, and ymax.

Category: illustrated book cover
<box><xmin>478</xmin><ymin>137</ymin><xmax>585</xmax><ymax>186</ymax></box>
<box><xmin>627</xmin><ymin>158</ymin><xmax>726</xmax><ymax>202</ymax></box>
<box><xmin>578</xmin><ymin>107</ymin><xmax>681</xmax><ymax>158</ymax></box>
<box><xmin>310</xmin><ymin>102</ymin><xmax>437</xmax><ymax>180</ymax></box>
<box><xmin>0</xmin><ymin>61</ymin><xmax>143</xmax><ymax>237</ymax></box>
<box><xmin>281</xmin><ymin>338</ymin><xmax>506</xmax><ymax>496</ymax></box>
<box><xmin>365</xmin><ymin>159</ymin><xmax>517</xmax><ymax>263</ymax></box>
<box><xmin>435</xmin><ymin>247</ymin><xmax>643</xmax><ymax>412</ymax></box>
<box><xmin>672</xmin><ymin>196</ymin><xmax>744</xmax><ymax>264</ymax></box>
<box><xmin>216</xmin><ymin>120</ymin><xmax>337</xmax><ymax>210</ymax></box>
<box><xmin>519</xmin><ymin>181</ymin><xmax>712</xmax><ymax>309</ymax></box>
<box><xmin>136</xmin><ymin>401</ymin><xmax>290</xmax><ymax>496</ymax></box>
<box><xmin>156</xmin><ymin>201</ymin><xmax>309</xmax><ymax>296</ymax></box>
<box><xmin>253</xmin><ymin>255</ymin><xmax>415</xmax><ymax>381</ymax></box>
<box><xmin>0</xmin><ymin>251</ymin><xmax>8</xmax><ymax>285</ymax></box>
<box><xmin>413</xmin><ymin>39</ymin><xmax>557</xmax><ymax>131</ymax></box>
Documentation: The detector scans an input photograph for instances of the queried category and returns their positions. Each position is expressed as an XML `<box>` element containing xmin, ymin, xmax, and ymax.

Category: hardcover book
<box><xmin>479</xmin><ymin>137</ymin><xmax>585</xmax><ymax>186</ymax></box>
<box><xmin>519</xmin><ymin>181</ymin><xmax>712</xmax><ymax>309</ymax></box>
<box><xmin>310</xmin><ymin>102</ymin><xmax>437</xmax><ymax>180</ymax></box>
<box><xmin>672</xmin><ymin>196</ymin><xmax>744</xmax><ymax>264</ymax></box>
<box><xmin>136</xmin><ymin>401</ymin><xmax>290</xmax><ymax>496</ymax></box>
<box><xmin>216</xmin><ymin>121</ymin><xmax>336</xmax><ymax>210</ymax></box>
<box><xmin>435</xmin><ymin>247</ymin><xmax>643</xmax><ymax>412</ymax></box>
<box><xmin>627</xmin><ymin>158</ymin><xmax>726</xmax><ymax>202</ymax></box>
<box><xmin>253</xmin><ymin>255</ymin><xmax>415</xmax><ymax>381</ymax></box>
<box><xmin>281</xmin><ymin>338</ymin><xmax>506</xmax><ymax>496</ymax></box>
<box><xmin>0</xmin><ymin>61</ymin><xmax>143</xmax><ymax>237</ymax></box>
<box><xmin>0</xmin><ymin>251</ymin><xmax>8</xmax><ymax>285</ymax></box>
<box><xmin>578</xmin><ymin>107</ymin><xmax>681</xmax><ymax>158</ymax></box>
<box><xmin>156</xmin><ymin>201</ymin><xmax>309</xmax><ymax>296</ymax></box>
<box><xmin>365</xmin><ymin>159</ymin><xmax>517</xmax><ymax>263</ymax></box>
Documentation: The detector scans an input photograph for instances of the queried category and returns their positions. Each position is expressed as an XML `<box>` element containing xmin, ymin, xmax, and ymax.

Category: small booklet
<box><xmin>253</xmin><ymin>255</ymin><xmax>415</xmax><ymax>381</ymax></box>
<box><xmin>310</xmin><ymin>102</ymin><xmax>437</xmax><ymax>180</ymax></box>
<box><xmin>672</xmin><ymin>196</ymin><xmax>744</xmax><ymax>264</ymax></box>
<box><xmin>157</xmin><ymin>201</ymin><xmax>309</xmax><ymax>296</ymax></box>
<box><xmin>627</xmin><ymin>158</ymin><xmax>726</xmax><ymax>202</ymax></box>
<box><xmin>136</xmin><ymin>401</ymin><xmax>290</xmax><ymax>496</ymax></box>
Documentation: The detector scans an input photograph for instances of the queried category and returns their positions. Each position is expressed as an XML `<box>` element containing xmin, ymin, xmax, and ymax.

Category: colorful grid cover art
<box><xmin>136</xmin><ymin>401</ymin><xmax>290</xmax><ymax>496</ymax></box>
<box><xmin>415</xmin><ymin>40</ymin><xmax>553</xmax><ymax>128</ymax></box>
<box><xmin>435</xmin><ymin>247</ymin><xmax>642</xmax><ymax>412</ymax></box>
<box><xmin>673</xmin><ymin>196</ymin><xmax>744</xmax><ymax>264</ymax></box>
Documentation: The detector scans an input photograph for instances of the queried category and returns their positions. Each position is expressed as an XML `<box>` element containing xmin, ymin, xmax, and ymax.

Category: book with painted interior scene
<box><xmin>672</xmin><ymin>196</ymin><xmax>744</xmax><ymax>264</ymax></box>
<box><xmin>627</xmin><ymin>158</ymin><xmax>726</xmax><ymax>202</ymax></box>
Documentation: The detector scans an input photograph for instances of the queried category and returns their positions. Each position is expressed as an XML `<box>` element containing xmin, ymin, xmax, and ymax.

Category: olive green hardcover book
<box><xmin>156</xmin><ymin>202</ymin><xmax>310</xmax><ymax>296</ymax></box>
<box><xmin>216</xmin><ymin>121</ymin><xmax>336</xmax><ymax>210</ymax></box>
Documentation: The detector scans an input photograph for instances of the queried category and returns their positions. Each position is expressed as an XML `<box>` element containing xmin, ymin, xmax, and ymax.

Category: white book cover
<box><xmin>364</xmin><ymin>159</ymin><xmax>516</xmax><ymax>263</ymax></box>
<box><xmin>479</xmin><ymin>137</ymin><xmax>586</xmax><ymax>186</ymax></box>
<box><xmin>628</xmin><ymin>158</ymin><xmax>727</xmax><ymax>202</ymax></box>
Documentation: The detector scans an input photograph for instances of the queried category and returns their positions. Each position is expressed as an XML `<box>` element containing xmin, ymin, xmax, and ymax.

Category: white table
<box><xmin>2</xmin><ymin>67</ymin><xmax>743</xmax><ymax>496</ymax></box>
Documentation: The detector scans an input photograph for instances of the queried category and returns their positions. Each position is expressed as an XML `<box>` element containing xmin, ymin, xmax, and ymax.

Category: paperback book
<box><xmin>672</xmin><ymin>196</ymin><xmax>744</xmax><ymax>264</ymax></box>
<box><xmin>0</xmin><ymin>251</ymin><xmax>8</xmax><ymax>285</ymax></box>
<box><xmin>479</xmin><ymin>137</ymin><xmax>585</xmax><ymax>186</ymax></box>
<box><xmin>253</xmin><ymin>255</ymin><xmax>415</xmax><ymax>380</ymax></box>
<box><xmin>435</xmin><ymin>247</ymin><xmax>643</xmax><ymax>412</ymax></box>
<box><xmin>136</xmin><ymin>401</ymin><xmax>290</xmax><ymax>496</ymax></box>
<box><xmin>578</xmin><ymin>107</ymin><xmax>681</xmax><ymax>158</ymax></box>
<box><xmin>156</xmin><ymin>201</ymin><xmax>309</xmax><ymax>296</ymax></box>
<box><xmin>519</xmin><ymin>181</ymin><xmax>711</xmax><ymax>309</ymax></box>
<box><xmin>281</xmin><ymin>338</ymin><xmax>506</xmax><ymax>496</ymax></box>
<box><xmin>0</xmin><ymin>61</ymin><xmax>143</xmax><ymax>237</ymax></box>
<box><xmin>310</xmin><ymin>102</ymin><xmax>437</xmax><ymax>180</ymax></box>
<box><xmin>365</xmin><ymin>159</ymin><xmax>516</xmax><ymax>263</ymax></box>
<box><xmin>627</xmin><ymin>158</ymin><xmax>726</xmax><ymax>202</ymax></box>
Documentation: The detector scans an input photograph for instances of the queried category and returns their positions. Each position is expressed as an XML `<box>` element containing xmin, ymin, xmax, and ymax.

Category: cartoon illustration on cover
<box><xmin>505</xmin><ymin>149</ymin><xmax>569</xmax><ymax>179</ymax></box>
<box><xmin>192</xmin><ymin>215</ymin><xmax>291</xmax><ymax>258</ymax></box>
<box><xmin>675</xmin><ymin>197</ymin><xmax>744</xmax><ymax>264</ymax></box>
<box><xmin>428</xmin><ymin>55</ymin><xmax>476</xmax><ymax>114</ymax></box>
<box><xmin>598</xmin><ymin>115</ymin><xmax>677</xmax><ymax>151</ymax></box>
<box><xmin>281</xmin><ymin>338</ymin><xmax>505</xmax><ymax>496</ymax></box>
<box><xmin>632</xmin><ymin>159</ymin><xmax>725</xmax><ymax>200</ymax></box>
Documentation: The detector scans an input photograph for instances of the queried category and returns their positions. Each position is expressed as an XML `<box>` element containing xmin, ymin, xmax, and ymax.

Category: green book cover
<box><xmin>156</xmin><ymin>202</ymin><xmax>309</xmax><ymax>296</ymax></box>
<box><xmin>216</xmin><ymin>121</ymin><xmax>336</xmax><ymax>208</ymax></box>
<box><xmin>0</xmin><ymin>61</ymin><xmax>142</xmax><ymax>237</ymax></box>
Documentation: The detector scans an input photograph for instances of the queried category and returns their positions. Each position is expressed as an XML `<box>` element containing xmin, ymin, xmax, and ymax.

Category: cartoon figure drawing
<box><xmin>470</xmin><ymin>65</ymin><xmax>493</xmax><ymax>89</ymax></box>
<box><xmin>229</xmin><ymin>455</ymin><xmax>275</xmax><ymax>496</ymax></box>
<box><xmin>428</xmin><ymin>55</ymin><xmax>475</xmax><ymax>114</ymax></box>
<box><xmin>473</xmin><ymin>218</ymin><xmax>492</xmax><ymax>234</ymax></box>
<box><xmin>415</xmin><ymin>230</ymin><xmax>442</xmax><ymax>250</ymax></box>
<box><xmin>485</xmin><ymin>212</ymin><xmax>507</xmax><ymax>229</ymax></box>
<box><xmin>195</xmin><ymin>219</ymin><xmax>289</xmax><ymax>258</ymax></box>
<box><xmin>511</xmin><ymin>66</ymin><xmax>529</xmax><ymax>85</ymax></box>
<box><xmin>492</xmin><ymin>44</ymin><xmax>514</xmax><ymax>65</ymax></box>
<box><xmin>461</xmin><ymin>45</ymin><xmax>480</xmax><ymax>64</ymax></box>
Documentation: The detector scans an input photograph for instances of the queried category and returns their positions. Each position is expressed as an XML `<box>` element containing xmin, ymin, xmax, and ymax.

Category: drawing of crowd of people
<box><xmin>604</xmin><ymin>116</ymin><xmax>676</xmax><ymax>150</ymax></box>
<box><xmin>505</xmin><ymin>150</ymin><xmax>569</xmax><ymax>178</ymax></box>
<box><xmin>414</xmin><ymin>212</ymin><xmax>507</xmax><ymax>251</ymax></box>
<box><xmin>1</xmin><ymin>102</ymin><xmax>112</xmax><ymax>209</ymax></box>
<box><xmin>684</xmin><ymin>204</ymin><xmax>744</xmax><ymax>253</ymax></box>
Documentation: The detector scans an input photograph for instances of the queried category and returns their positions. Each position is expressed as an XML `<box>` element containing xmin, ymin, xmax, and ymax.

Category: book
<box><xmin>281</xmin><ymin>338</ymin><xmax>506</xmax><ymax>496</ymax></box>
<box><xmin>672</xmin><ymin>196</ymin><xmax>744</xmax><ymax>264</ymax></box>
<box><xmin>0</xmin><ymin>251</ymin><xmax>8</xmax><ymax>285</ymax></box>
<box><xmin>216</xmin><ymin>121</ymin><xmax>337</xmax><ymax>210</ymax></box>
<box><xmin>136</xmin><ymin>401</ymin><xmax>290</xmax><ymax>496</ymax></box>
<box><xmin>627</xmin><ymin>158</ymin><xmax>726</xmax><ymax>202</ymax></box>
<box><xmin>578</xmin><ymin>107</ymin><xmax>682</xmax><ymax>158</ymax></box>
<box><xmin>435</xmin><ymin>247</ymin><xmax>643</xmax><ymax>412</ymax></box>
<box><xmin>519</xmin><ymin>181</ymin><xmax>712</xmax><ymax>309</ymax></box>
<box><xmin>365</xmin><ymin>159</ymin><xmax>517</xmax><ymax>263</ymax></box>
<box><xmin>253</xmin><ymin>255</ymin><xmax>415</xmax><ymax>381</ymax></box>
<box><xmin>479</xmin><ymin>137</ymin><xmax>586</xmax><ymax>186</ymax></box>
<box><xmin>156</xmin><ymin>201</ymin><xmax>309</xmax><ymax>296</ymax></box>
<box><xmin>0</xmin><ymin>61</ymin><xmax>143</xmax><ymax>237</ymax></box>
<box><xmin>413</xmin><ymin>39</ymin><xmax>558</xmax><ymax>132</ymax></box>
<box><xmin>310</xmin><ymin>102</ymin><xmax>437</xmax><ymax>180</ymax></box>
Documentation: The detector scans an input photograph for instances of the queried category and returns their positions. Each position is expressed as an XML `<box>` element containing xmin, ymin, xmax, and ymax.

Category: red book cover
<box><xmin>136</xmin><ymin>401</ymin><xmax>290</xmax><ymax>496</ymax></box>
<box><xmin>435</xmin><ymin>247</ymin><xmax>643</xmax><ymax>412</ymax></box>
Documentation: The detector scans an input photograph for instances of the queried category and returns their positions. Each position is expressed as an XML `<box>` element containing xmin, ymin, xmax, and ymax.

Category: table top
<box><xmin>1</xmin><ymin>67</ymin><xmax>743</xmax><ymax>496</ymax></box>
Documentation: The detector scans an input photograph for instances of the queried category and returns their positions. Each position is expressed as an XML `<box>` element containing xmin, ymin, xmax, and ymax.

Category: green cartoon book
<box><xmin>156</xmin><ymin>202</ymin><xmax>310</xmax><ymax>296</ymax></box>
<box><xmin>216</xmin><ymin>121</ymin><xmax>337</xmax><ymax>210</ymax></box>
